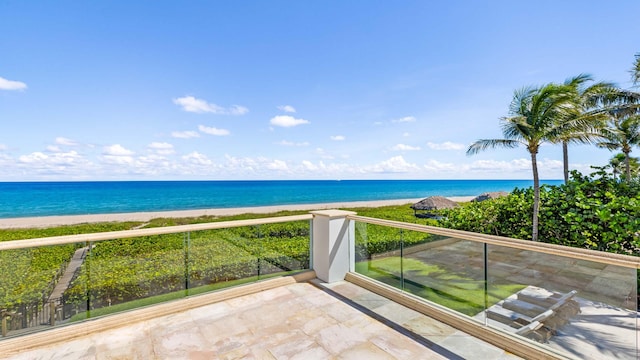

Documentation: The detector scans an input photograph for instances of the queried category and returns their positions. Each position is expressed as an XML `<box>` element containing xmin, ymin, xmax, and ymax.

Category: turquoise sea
<box><xmin>0</xmin><ymin>180</ymin><xmax>563</xmax><ymax>219</ymax></box>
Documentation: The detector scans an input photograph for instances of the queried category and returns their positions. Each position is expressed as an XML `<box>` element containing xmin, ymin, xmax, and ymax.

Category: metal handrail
<box><xmin>348</xmin><ymin>214</ymin><xmax>640</xmax><ymax>269</ymax></box>
<box><xmin>0</xmin><ymin>214</ymin><xmax>314</xmax><ymax>251</ymax></box>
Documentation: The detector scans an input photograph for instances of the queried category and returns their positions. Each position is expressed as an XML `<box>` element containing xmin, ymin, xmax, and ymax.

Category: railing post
<box><xmin>49</xmin><ymin>301</ymin><xmax>56</xmax><ymax>326</ymax></box>
<box><xmin>310</xmin><ymin>210</ymin><xmax>356</xmax><ymax>283</ymax></box>
<box><xmin>1</xmin><ymin>315</ymin><xmax>6</xmax><ymax>337</ymax></box>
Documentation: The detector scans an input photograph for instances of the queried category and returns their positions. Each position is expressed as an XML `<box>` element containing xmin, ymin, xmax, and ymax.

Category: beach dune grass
<box><xmin>62</xmin><ymin>222</ymin><xmax>311</xmax><ymax>312</ymax></box>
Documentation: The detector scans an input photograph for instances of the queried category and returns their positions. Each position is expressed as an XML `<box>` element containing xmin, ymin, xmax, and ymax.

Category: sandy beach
<box><xmin>0</xmin><ymin>196</ymin><xmax>474</xmax><ymax>229</ymax></box>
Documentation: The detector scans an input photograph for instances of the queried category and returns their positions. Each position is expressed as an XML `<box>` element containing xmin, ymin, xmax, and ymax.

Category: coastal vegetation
<box><xmin>439</xmin><ymin>169</ymin><xmax>639</xmax><ymax>254</ymax></box>
<box><xmin>596</xmin><ymin>110</ymin><xmax>640</xmax><ymax>182</ymax></box>
<box><xmin>468</xmin><ymin>53</ymin><xmax>640</xmax><ymax>241</ymax></box>
<box><xmin>0</xmin><ymin>222</ymin><xmax>138</xmax><ymax>309</ymax></box>
<box><xmin>467</xmin><ymin>82</ymin><xmax>577</xmax><ymax>242</ymax></box>
<box><xmin>0</xmin><ymin>218</ymin><xmax>312</xmax><ymax>327</ymax></box>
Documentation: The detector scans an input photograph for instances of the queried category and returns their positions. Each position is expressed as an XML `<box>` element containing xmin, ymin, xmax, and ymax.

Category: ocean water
<box><xmin>0</xmin><ymin>180</ymin><xmax>563</xmax><ymax>219</ymax></box>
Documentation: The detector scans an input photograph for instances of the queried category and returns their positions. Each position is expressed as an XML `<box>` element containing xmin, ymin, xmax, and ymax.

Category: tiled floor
<box><xmin>3</xmin><ymin>280</ymin><xmax>521</xmax><ymax>359</ymax></box>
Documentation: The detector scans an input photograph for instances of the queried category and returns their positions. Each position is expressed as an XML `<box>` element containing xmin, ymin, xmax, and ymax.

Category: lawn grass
<box><xmin>356</xmin><ymin>256</ymin><xmax>525</xmax><ymax>316</ymax></box>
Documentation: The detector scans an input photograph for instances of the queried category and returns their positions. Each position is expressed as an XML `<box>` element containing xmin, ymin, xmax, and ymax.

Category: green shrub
<box><xmin>439</xmin><ymin>170</ymin><xmax>640</xmax><ymax>255</ymax></box>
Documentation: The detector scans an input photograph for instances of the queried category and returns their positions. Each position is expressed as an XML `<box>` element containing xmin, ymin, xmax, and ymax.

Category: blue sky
<box><xmin>1</xmin><ymin>1</ymin><xmax>639</xmax><ymax>181</ymax></box>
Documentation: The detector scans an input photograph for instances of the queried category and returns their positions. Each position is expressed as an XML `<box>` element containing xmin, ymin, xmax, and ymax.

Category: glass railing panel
<box><xmin>185</xmin><ymin>220</ymin><xmax>311</xmax><ymax>295</ymax></box>
<box><xmin>256</xmin><ymin>220</ymin><xmax>311</xmax><ymax>278</ymax></box>
<box><xmin>486</xmin><ymin>244</ymin><xmax>638</xmax><ymax>359</ymax></box>
<box><xmin>354</xmin><ymin>222</ymin><xmax>403</xmax><ymax>290</ymax></box>
<box><xmin>1</xmin><ymin>241</ymin><xmax>80</xmax><ymax>337</ymax></box>
<box><xmin>66</xmin><ymin>234</ymin><xmax>190</xmax><ymax>322</ymax></box>
<box><xmin>399</xmin><ymin>233</ymin><xmax>488</xmax><ymax>320</ymax></box>
<box><xmin>0</xmin><ymin>217</ymin><xmax>313</xmax><ymax>340</ymax></box>
<box><xmin>186</xmin><ymin>227</ymin><xmax>259</xmax><ymax>294</ymax></box>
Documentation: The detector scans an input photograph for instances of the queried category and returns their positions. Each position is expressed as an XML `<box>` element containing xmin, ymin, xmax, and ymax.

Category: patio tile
<box><xmin>2</xmin><ymin>281</ymin><xmax>523</xmax><ymax>360</ymax></box>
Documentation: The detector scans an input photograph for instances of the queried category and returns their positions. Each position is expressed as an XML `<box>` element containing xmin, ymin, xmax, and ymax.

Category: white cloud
<box><xmin>171</xmin><ymin>130</ymin><xmax>200</xmax><ymax>139</ymax></box>
<box><xmin>198</xmin><ymin>125</ymin><xmax>230</xmax><ymax>136</ymax></box>
<box><xmin>302</xmin><ymin>160</ymin><xmax>318</xmax><ymax>171</ymax></box>
<box><xmin>0</xmin><ymin>76</ymin><xmax>27</xmax><ymax>91</ymax></box>
<box><xmin>173</xmin><ymin>96</ymin><xmax>248</xmax><ymax>115</ymax></box>
<box><xmin>227</xmin><ymin>105</ymin><xmax>249</xmax><ymax>115</ymax></box>
<box><xmin>46</xmin><ymin>145</ymin><xmax>62</xmax><ymax>153</ymax></box>
<box><xmin>148</xmin><ymin>142</ymin><xmax>175</xmax><ymax>155</ymax></box>
<box><xmin>277</xmin><ymin>105</ymin><xmax>296</xmax><ymax>113</ymax></box>
<box><xmin>18</xmin><ymin>151</ymin><xmax>91</xmax><ymax>171</ymax></box>
<box><xmin>55</xmin><ymin>137</ymin><xmax>78</xmax><ymax>146</ymax></box>
<box><xmin>467</xmin><ymin>158</ymin><xmax>562</xmax><ymax>173</ymax></box>
<box><xmin>0</xmin><ymin>153</ymin><xmax>12</xmax><ymax>167</ymax></box>
<box><xmin>538</xmin><ymin>159</ymin><xmax>563</xmax><ymax>170</ymax></box>
<box><xmin>103</xmin><ymin>144</ymin><xmax>134</xmax><ymax>156</ymax></box>
<box><xmin>368</xmin><ymin>156</ymin><xmax>420</xmax><ymax>173</ymax></box>
<box><xmin>299</xmin><ymin>160</ymin><xmax>351</xmax><ymax>175</ymax></box>
<box><xmin>267</xmin><ymin>159</ymin><xmax>288</xmax><ymax>170</ymax></box>
<box><xmin>391</xmin><ymin>144</ymin><xmax>421</xmax><ymax>151</ymax></box>
<box><xmin>423</xmin><ymin>160</ymin><xmax>458</xmax><ymax>172</ymax></box>
<box><xmin>270</xmin><ymin>115</ymin><xmax>310</xmax><ymax>127</ymax></box>
<box><xmin>426</xmin><ymin>141</ymin><xmax>466</xmax><ymax>151</ymax></box>
<box><xmin>315</xmin><ymin>147</ymin><xmax>334</xmax><ymax>160</ymax></box>
<box><xmin>224</xmin><ymin>154</ymin><xmax>258</xmax><ymax>172</ymax></box>
<box><xmin>403</xmin><ymin>132</ymin><xmax>410</xmax><ymax>137</ymax></box>
<box><xmin>392</xmin><ymin>116</ymin><xmax>416</xmax><ymax>123</ymax></box>
<box><xmin>101</xmin><ymin>145</ymin><xmax>135</xmax><ymax>165</ymax></box>
<box><xmin>276</xmin><ymin>140</ymin><xmax>309</xmax><ymax>146</ymax></box>
<box><xmin>0</xmin><ymin>144</ymin><xmax>7</xmax><ymax>151</ymax></box>
<box><xmin>174</xmin><ymin>96</ymin><xmax>224</xmax><ymax>113</ymax></box>
<box><xmin>182</xmin><ymin>151</ymin><xmax>212</xmax><ymax>166</ymax></box>
<box><xmin>330</xmin><ymin>135</ymin><xmax>345</xmax><ymax>141</ymax></box>
<box><xmin>18</xmin><ymin>152</ymin><xmax>47</xmax><ymax>163</ymax></box>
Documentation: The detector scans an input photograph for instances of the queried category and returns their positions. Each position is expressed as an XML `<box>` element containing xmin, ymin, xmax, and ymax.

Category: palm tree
<box><xmin>597</xmin><ymin>113</ymin><xmax>640</xmax><ymax>182</ymax></box>
<box><xmin>609</xmin><ymin>153</ymin><xmax>624</xmax><ymax>180</ymax></box>
<box><xmin>609</xmin><ymin>153</ymin><xmax>640</xmax><ymax>181</ymax></box>
<box><xmin>559</xmin><ymin>74</ymin><xmax>615</xmax><ymax>183</ymax></box>
<box><xmin>632</xmin><ymin>53</ymin><xmax>640</xmax><ymax>86</ymax></box>
<box><xmin>467</xmin><ymin>83</ymin><xmax>575</xmax><ymax>242</ymax></box>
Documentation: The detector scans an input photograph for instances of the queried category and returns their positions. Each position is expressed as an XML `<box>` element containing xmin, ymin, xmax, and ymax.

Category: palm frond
<box><xmin>536</xmin><ymin>84</ymin><xmax>575</xmax><ymax>125</ymax></box>
<box><xmin>563</xmin><ymin>73</ymin><xmax>593</xmax><ymax>88</ymax></box>
<box><xmin>596</xmin><ymin>141</ymin><xmax>621</xmax><ymax>151</ymax></box>
<box><xmin>598</xmin><ymin>89</ymin><xmax>640</xmax><ymax>108</ymax></box>
<box><xmin>466</xmin><ymin>139</ymin><xmax>521</xmax><ymax>156</ymax></box>
<box><xmin>508</xmin><ymin>86</ymin><xmax>537</xmax><ymax>117</ymax></box>
<box><xmin>500</xmin><ymin>116</ymin><xmax>529</xmax><ymax>139</ymax></box>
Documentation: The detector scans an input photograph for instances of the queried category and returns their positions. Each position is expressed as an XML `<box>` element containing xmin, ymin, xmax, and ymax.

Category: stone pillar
<box><xmin>310</xmin><ymin>210</ymin><xmax>356</xmax><ymax>283</ymax></box>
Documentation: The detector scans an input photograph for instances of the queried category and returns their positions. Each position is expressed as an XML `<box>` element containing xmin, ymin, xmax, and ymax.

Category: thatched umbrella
<box><xmin>410</xmin><ymin>196</ymin><xmax>458</xmax><ymax>217</ymax></box>
<box><xmin>471</xmin><ymin>191</ymin><xmax>509</xmax><ymax>202</ymax></box>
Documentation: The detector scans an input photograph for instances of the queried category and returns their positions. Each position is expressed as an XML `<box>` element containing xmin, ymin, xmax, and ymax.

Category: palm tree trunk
<box><xmin>562</xmin><ymin>141</ymin><xmax>569</xmax><ymax>184</ymax></box>
<box><xmin>530</xmin><ymin>151</ymin><xmax>540</xmax><ymax>242</ymax></box>
<box><xmin>625</xmin><ymin>150</ymin><xmax>631</xmax><ymax>183</ymax></box>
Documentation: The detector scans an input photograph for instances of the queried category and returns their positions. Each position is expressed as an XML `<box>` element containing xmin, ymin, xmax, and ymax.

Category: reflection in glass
<box><xmin>486</xmin><ymin>245</ymin><xmax>638</xmax><ymax>359</ymax></box>
<box><xmin>354</xmin><ymin>222</ymin><xmax>403</xmax><ymax>290</ymax></box>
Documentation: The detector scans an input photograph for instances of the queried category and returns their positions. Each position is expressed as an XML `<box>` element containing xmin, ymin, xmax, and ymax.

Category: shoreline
<box><xmin>0</xmin><ymin>196</ymin><xmax>474</xmax><ymax>229</ymax></box>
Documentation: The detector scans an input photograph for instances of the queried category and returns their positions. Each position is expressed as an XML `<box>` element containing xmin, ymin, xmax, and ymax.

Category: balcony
<box><xmin>0</xmin><ymin>210</ymin><xmax>638</xmax><ymax>359</ymax></box>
